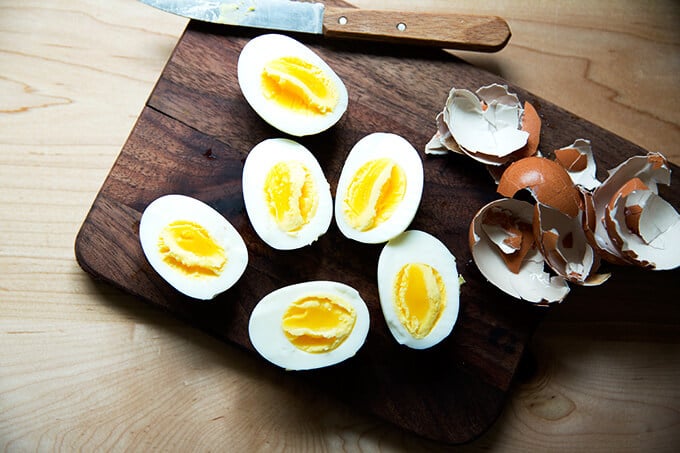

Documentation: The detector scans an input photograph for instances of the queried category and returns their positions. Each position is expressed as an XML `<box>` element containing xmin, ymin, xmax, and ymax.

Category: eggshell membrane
<box><xmin>248</xmin><ymin>281</ymin><xmax>370</xmax><ymax>370</ymax></box>
<box><xmin>591</xmin><ymin>152</ymin><xmax>671</xmax><ymax>263</ymax></box>
<box><xmin>377</xmin><ymin>230</ymin><xmax>460</xmax><ymax>349</ymax></box>
<box><xmin>242</xmin><ymin>138</ymin><xmax>333</xmax><ymax>250</ymax></box>
<box><xmin>469</xmin><ymin>198</ymin><xmax>570</xmax><ymax>304</ymax></box>
<box><xmin>237</xmin><ymin>34</ymin><xmax>348</xmax><ymax>137</ymax></box>
<box><xmin>497</xmin><ymin>156</ymin><xmax>583</xmax><ymax>218</ymax></box>
<box><xmin>335</xmin><ymin>132</ymin><xmax>424</xmax><ymax>244</ymax></box>
<box><xmin>139</xmin><ymin>194</ymin><xmax>249</xmax><ymax>300</ymax></box>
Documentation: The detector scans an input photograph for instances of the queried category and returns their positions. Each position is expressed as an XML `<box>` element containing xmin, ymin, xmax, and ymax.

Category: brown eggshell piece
<box><xmin>604</xmin><ymin>188</ymin><xmax>680</xmax><ymax>270</ymax></box>
<box><xmin>553</xmin><ymin>139</ymin><xmax>600</xmax><ymax>190</ymax></box>
<box><xmin>469</xmin><ymin>198</ymin><xmax>570</xmax><ymax>304</ymax></box>
<box><xmin>480</xmin><ymin>206</ymin><xmax>535</xmax><ymax>274</ymax></box>
<box><xmin>497</xmin><ymin>156</ymin><xmax>583</xmax><ymax>218</ymax></box>
<box><xmin>533</xmin><ymin>202</ymin><xmax>609</xmax><ymax>285</ymax></box>
<box><xmin>592</xmin><ymin>152</ymin><xmax>671</xmax><ymax>264</ymax></box>
<box><xmin>516</xmin><ymin>101</ymin><xmax>541</xmax><ymax>159</ymax></box>
<box><xmin>624</xmin><ymin>204</ymin><xmax>643</xmax><ymax>236</ymax></box>
<box><xmin>606</xmin><ymin>177</ymin><xmax>649</xmax><ymax>211</ymax></box>
<box><xmin>555</xmin><ymin>147</ymin><xmax>588</xmax><ymax>172</ymax></box>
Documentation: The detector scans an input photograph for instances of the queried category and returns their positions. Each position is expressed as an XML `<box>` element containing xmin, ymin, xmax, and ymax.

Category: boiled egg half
<box><xmin>335</xmin><ymin>133</ymin><xmax>424</xmax><ymax>244</ymax></box>
<box><xmin>242</xmin><ymin>138</ymin><xmax>333</xmax><ymax>250</ymax></box>
<box><xmin>248</xmin><ymin>281</ymin><xmax>370</xmax><ymax>370</ymax></box>
<box><xmin>237</xmin><ymin>34</ymin><xmax>348</xmax><ymax>136</ymax></box>
<box><xmin>139</xmin><ymin>194</ymin><xmax>249</xmax><ymax>300</ymax></box>
<box><xmin>378</xmin><ymin>230</ymin><xmax>460</xmax><ymax>349</ymax></box>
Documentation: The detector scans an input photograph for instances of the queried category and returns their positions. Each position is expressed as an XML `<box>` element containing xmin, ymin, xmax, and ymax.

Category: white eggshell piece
<box><xmin>377</xmin><ymin>230</ymin><xmax>460</xmax><ymax>349</ymax></box>
<box><xmin>139</xmin><ymin>194</ymin><xmax>249</xmax><ymax>300</ymax></box>
<box><xmin>237</xmin><ymin>34</ymin><xmax>348</xmax><ymax>137</ymax></box>
<box><xmin>470</xmin><ymin>198</ymin><xmax>570</xmax><ymax>304</ymax></box>
<box><xmin>555</xmin><ymin>139</ymin><xmax>601</xmax><ymax>190</ymax></box>
<box><xmin>242</xmin><ymin>138</ymin><xmax>333</xmax><ymax>250</ymax></box>
<box><xmin>608</xmin><ymin>189</ymin><xmax>680</xmax><ymax>270</ymax></box>
<box><xmin>335</xmin><ymin>132</ymin><xmax>424</xmax><ymax>244</ymax></box>
<box><xmin>535</xmin><ymin>203</ymin><xmax>608</xmax><ymax>285</ymax></box>
<box><xmin>592</xmin><ymin>153</ymin><xmax>671</xmax><ymax>260</ymax></box>
<box><xmin>248</xmin><ymin>281</ymin><xmax>370</xmax><ymax>370</ymax></box>
<box><xmin>443</xmin><ymin>84</ymin><xmax>529</xmax><ymax>161</ymax></box>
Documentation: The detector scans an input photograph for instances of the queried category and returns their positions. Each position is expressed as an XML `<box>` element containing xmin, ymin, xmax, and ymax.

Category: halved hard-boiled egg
<box><xmin>139</xmin><ymin>194</ymin><xmax>248</xmax><ymax>300</ymax></box>
<box><xmin>248</xmin><ymin>281</ymin><xmax>370</xmax><ymax>370</ymax></box>
<box><xmin>237</xmin><ymin>34</ymin><xmax>348</xmax><ymax>137</ymax></box>
<box><xmin>242</xmin><ymin>138</ymin><xmax>333</xmax><ymax>250</ymax></box>
<box><xmin>335</xmin><ymin>132</ymin><xmax>424</xmax><ymax>244</ymax></box>
<box><xmin>377</xmin><ymin>230</ymin><xmax>460</xmax><ymax>349</ymax></box>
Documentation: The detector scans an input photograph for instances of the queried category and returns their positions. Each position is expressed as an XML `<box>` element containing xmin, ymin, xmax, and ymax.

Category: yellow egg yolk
<box><xmin>261</xmin><ymin>56</ymin><xmax>339</xmax><ymax>115</ymax></box>
<box><xmin>394</xmin><ymin>263</ymin><xmax>445</xmax><ymax>339</ymax></box>
<box><xmin>264</xmin><ymin>161</ymin><xmax>318</xmax><ymax>235</ymax></box>
<box><xmin>282</xmin><ymin>295</ymin><xmax>357</xmax><ymax>353</ymax></box>
<box><xmin>343</xmin><ymin>158</ymin><xmax>406</xmax><ymax>231</ymax></box>
<box><xmin>158</xmin><ymin>220</ymin><xmax>226</xmax><ymax>277</ymax></box>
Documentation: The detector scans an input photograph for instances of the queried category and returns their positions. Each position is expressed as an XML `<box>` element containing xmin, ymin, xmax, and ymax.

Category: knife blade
<box><xmin>139</xmin><ymin>0</ymin><xmax>511</xmax><ymax>52</ymax></box>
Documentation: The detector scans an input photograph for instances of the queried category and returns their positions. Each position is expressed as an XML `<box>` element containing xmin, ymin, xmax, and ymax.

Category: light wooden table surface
<box><xmin>2</xmin><ymin>1</ymin><xmax>679</xmax><ymax>451</ymax></box>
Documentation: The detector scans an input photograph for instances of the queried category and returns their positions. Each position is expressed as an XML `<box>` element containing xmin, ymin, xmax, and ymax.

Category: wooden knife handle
<box><xmin>322</xmin><ymin>8</ymin><xmax>511</xmax><ymax>52</ymax></box>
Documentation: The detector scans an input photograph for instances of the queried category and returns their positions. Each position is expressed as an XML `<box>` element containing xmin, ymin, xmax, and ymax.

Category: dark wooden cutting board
<box><xmin>75</xmin><ymin>9</ymin><xmax>679</xmax><ymax>445</ymax></box>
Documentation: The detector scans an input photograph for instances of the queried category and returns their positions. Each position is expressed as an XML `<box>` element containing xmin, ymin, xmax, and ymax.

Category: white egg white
<box><xmin>139</xmin><ymin>194</ymin><xmax>248</xmax><ymax>300</ymax></box>
<box><xmin>242</xmin><ymin>138</ymin><xmax>333</xmax><ymax>250</ymax></box>
<box><xmin>237</xmin><ymin>34</ymin><xmax>348</xmax><ymax>137</ymax></box>
<box><xmin>377</xmin><ymin>230</ymin><xmax>460</xmax><ymax>349</ymax></box>
<box><xmin>248</xmin><ymin>281</ymin><xmax>370</xmax><ymax>370</ymax></box>
<box><xmin>335</xmin><ymin>132</ymin><xmax>424</xmax><ymax>244</ymax></box>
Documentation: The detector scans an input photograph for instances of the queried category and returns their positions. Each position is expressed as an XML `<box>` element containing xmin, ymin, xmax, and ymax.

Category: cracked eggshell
<box><xmin>592</xmin><ymin>152</ymin><xmax>672</xmax><ymax>264</ymax></box>
<box><xmin>425</xmin><ymin>114</ymin><xmax>459</xmax><ymax>156</ymax></box>
<box><xmin>517</xmin><ymin>101</ymin><xmax>541</xmax><ymax>159</ymax></box>
<box><xmin>533</xmin><ymin>202</ymin><xmax>610</xmax><ymax>286</ymax></box>
<box><xmin>604</xmin><ymin>184</ymin><xmax>680</xmax><ymax>270</ymax></box>
<box><xmin>440</xmin><ymin>84</ymin><xmax>529</xmax><ymax>165</ymax></box>
<box><xmin>553</xmin><ymin>139</ymin><xmax>600</xmax><ymax>190</ymax></box>
<box><xmin>469</xmin><ymin>198</ymin><xmax>570</xmax><ymax>304</ymax></box>
<box><xmin>497</xmin><ymin>156</ymin><xmax>583</xmax><ymax>218</ymax></box>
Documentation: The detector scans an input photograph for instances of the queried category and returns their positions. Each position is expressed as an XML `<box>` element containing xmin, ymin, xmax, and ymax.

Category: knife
<box><xmin>139</xmin><ymin>0</ymin><xmax>511</xmax><ymax>52</ymax></box>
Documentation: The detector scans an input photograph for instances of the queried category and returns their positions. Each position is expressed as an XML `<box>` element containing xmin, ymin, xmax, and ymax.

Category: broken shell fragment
<box><xmin>469</xmin><ymin>198</ymin><xmax>570</xmax><ymax>304</ymax></box>
<box><xmin>533</xmin><ymin>202</ymin><xmax>610</xmax><ymax>285</ymax></box>
<box><xmin>604</xmin><ymin>185</ymin><xmax>680</xmax><ymax>270</ymax></box>
<box><xmin>517</xmin><ymin>101</ymin><xmax>541</xmax><ymax>159</ymax></box>
<box><xmin>497</xmin><ymin>156</ymin><xmax>583</xmax><ymax>218</ymax></box>
<box><xmin>554</xmin><ymin>139</ymin><xmax>601</xmax><ymax>190</ymax></box>
<box><xmin>427</xmin><ymin>84</ymin><xmax>530</xmax><ymax>166</ymax></box>
<box><xmin>591</xmin><ymin>152</ymin><xmax>675</xmax><ymax>266</ymax></box>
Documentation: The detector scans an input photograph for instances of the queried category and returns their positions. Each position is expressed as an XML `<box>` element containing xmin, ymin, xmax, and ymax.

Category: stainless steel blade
<box><xmin>140</xmin><ymin>0</ymin><xmax>325</xmax><ymax>34</ymax></box>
